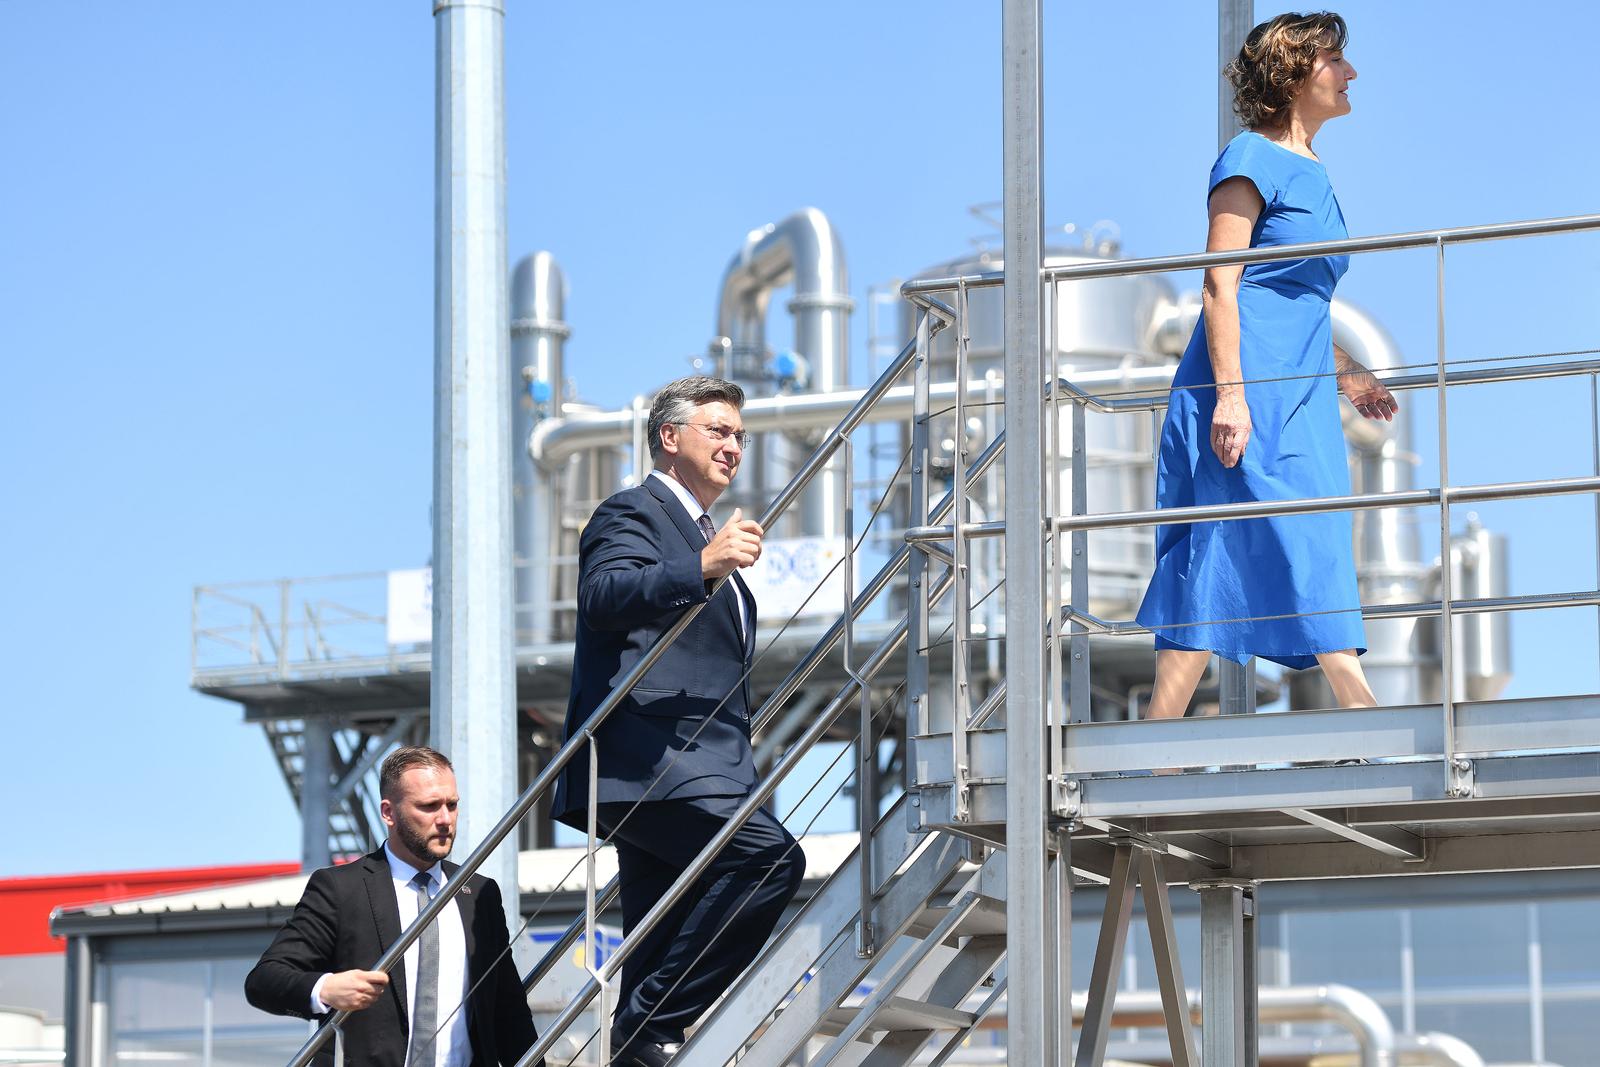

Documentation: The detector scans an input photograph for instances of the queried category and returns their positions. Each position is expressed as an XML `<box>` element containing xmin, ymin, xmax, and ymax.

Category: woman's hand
<box><xmin>1211</xmin><ymin>390</ymin><xmax>1252</xmax><ymax>468</ymax></box>
<box><xmin>1338</xmin><ymin>357</ymin><xmax>1399</xmax><ymax>421</ymax></box>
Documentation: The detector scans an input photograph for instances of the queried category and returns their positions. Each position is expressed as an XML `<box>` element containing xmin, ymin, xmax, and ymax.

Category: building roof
<box><xmin>49</xmin><ymin>833</ymin><xmax>860</xmax><ymax>939</ymax></box>
<box><xmin>2</xmin><ymin>862</ymin><xmax>298</xmax><ymax>955</ymax></box>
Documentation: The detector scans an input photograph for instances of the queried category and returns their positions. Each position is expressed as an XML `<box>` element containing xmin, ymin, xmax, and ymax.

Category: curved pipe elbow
<box><xmin>715</xmin><ymin>207</ymin><xmax>851</xmax><ymax>344</ymax></box>
<box><xmin>1400</xmin><ymin>1031</ymin><xmax>1486</xmax><ymax>1067</ymax></box>
<box><xmin>1266</xmin><ymin>983</ymin><xmax>1397</xmax><ymax>1067</ymax></box>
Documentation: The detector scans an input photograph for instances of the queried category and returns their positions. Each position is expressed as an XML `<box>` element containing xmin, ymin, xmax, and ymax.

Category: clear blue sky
<box><xmin>4</xmin><ymin>2</ymin><xmax>1596</xmax><ymax>877</ymax></box>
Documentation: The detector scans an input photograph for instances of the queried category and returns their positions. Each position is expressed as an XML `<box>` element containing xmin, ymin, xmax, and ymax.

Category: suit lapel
<box><xmin>446</xmin><ymin>862</ymin><xmax>478</xmax><ymax>969</ymax></box>
<box><xmin>731</xmin><ymin>570</ymin><xmax>756</xmax><ymax>657</ymax></box>
<box><xmin>361</xmin><ymin>851</ymin><xmax>409</xmax><ymax>1033</ymax></box>
<box><xmin>644</xmin><ymin>476</ymin><xmax>708</xmax><ymax>554</ymax></box>
<box><xmin>644</xmin><ymin>476</ymin><xmax>746</xmax><ymax>639</ymax></box>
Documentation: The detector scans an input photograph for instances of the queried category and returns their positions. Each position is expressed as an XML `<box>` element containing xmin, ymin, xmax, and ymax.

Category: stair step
<box><xmin>822</xmin><ymin>995</ymin><xmax>977</xmax><ymax>1038</ymax></box>
<box><xmin>906</xmin><ymin>895</ymin><xmax>1007</xmax><ymax>942</ymax></box>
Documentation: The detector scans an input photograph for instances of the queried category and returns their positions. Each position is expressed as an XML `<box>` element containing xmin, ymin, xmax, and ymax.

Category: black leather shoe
<box><xmin>610</xmin><ymin>1041</ymin><xmax>677</xmax><ymax>1067</ymax></box>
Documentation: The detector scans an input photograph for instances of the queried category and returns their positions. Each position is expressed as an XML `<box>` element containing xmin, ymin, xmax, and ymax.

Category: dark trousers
<box><xmin>596</xmin><ymin>794</ymin><xmax>807</xmax><ymax>1051</ymax></box>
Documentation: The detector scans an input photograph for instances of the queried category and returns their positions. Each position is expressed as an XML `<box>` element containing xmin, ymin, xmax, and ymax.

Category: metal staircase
<box><xmin>259</xmin><ymin>718</ymin><xmax>376</xmax><ymax>860</ymax></box>
<box><xmin>284</xmin><ymin>53</ymin><xmax>1600</xmax><ymax>1067</ymax></box>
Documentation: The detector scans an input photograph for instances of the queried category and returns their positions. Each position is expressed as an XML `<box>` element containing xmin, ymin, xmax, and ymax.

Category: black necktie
<box><xmin>405</xmin><ymin>871</ymin><xmax>438</xmax><ymax>1067</ymax></box>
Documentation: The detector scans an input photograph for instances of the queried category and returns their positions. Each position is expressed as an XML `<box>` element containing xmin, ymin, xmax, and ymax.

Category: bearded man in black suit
<box><xmin>246</xmin><ymin>746</ymin><xmax>540</xmax><ymax>1067</ymax></box>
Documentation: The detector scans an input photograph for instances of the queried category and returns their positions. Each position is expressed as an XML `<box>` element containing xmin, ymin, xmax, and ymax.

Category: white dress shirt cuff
<box><xmin>309</xmin><ymin>972</ymin><xmax>333</xmax><ymax>1015</ymax></box>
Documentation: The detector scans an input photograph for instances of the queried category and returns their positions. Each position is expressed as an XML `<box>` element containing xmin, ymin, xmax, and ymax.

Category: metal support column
<box><xmin>1001</xmin><ymin>0</ymin><xmax>1051</xmax><ymax>1061</ymax></box>
<box><xmin>1194</xmin><ymin>878</ymin><xmax>1260</xmax><ymax>1067</ymax></box>
<box><xmin>1217</xmin><ymin>0</ymin><xmax>1254</xmax><ymax>716</ymax></box>
<box><xmin>1218</xmin><ymin>0</ymin><xmax>1253</xmax><ymax>148</ymax></box>
<box><xmin>432</xmin><ymin>0</ymin><xmax>520</xmax><ymax>934</ymax></box>
<box><xmin>300</xmin><ymin>716</ymin><xmax>334</xmax><ymax>871</ymax></box>
<box><xmin>62</xmin><ymin>935</ymin><xmax>93</xmax><ymax>1067</ymax></box>
<box><xmin>1219</xmin><ymin>656</ymin><xmax>1256</xmax><ymax>716</ymax></box>
<box><xmin>1051</xmin><ymin>829</ymin><xmax>1074</xmax><ymax>1065</ymax></box>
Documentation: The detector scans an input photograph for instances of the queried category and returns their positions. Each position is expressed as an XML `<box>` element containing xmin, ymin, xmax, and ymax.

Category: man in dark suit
<box><xmin>246</xmin><ymin>746</ymin><xmax>540</xmax><ymax>1067</ymax></box>
<box><xmin>553</xmin><ymin>375</ymin><xmax>807</xmax><ymax>1067</ymax></box>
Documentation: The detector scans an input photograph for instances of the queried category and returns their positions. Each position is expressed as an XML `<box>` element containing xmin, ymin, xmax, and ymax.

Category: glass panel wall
<box><xmin>99</xmin><ymin>956</ymin><xmax>306</xmax><ymax>1067</ymax></box>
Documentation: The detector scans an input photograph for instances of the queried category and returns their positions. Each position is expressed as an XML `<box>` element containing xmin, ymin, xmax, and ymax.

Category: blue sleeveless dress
<box><xmin>1135</xmin><ymin>131</ymin><xmax>1365</xmax><ymax>670</ymax></box>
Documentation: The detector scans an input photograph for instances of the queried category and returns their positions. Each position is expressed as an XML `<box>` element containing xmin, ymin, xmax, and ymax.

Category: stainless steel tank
<box><xmin>1420</xmin><ymin>516</ymin><xmax>1513</xmax><ymax>703</ymax></box>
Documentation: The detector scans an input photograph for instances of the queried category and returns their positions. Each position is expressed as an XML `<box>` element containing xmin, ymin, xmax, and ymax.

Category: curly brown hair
<box><xmin>1226</xmin><ymin>11</ymin><xmax>1349</xmax><ymax>130</ymax></box>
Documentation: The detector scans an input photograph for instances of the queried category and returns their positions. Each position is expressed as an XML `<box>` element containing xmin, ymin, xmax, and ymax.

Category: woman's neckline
<box><xmin>1244</xmin><ymin>129</ymin><xmax>1325</xmax><ymax>167</ymax></box>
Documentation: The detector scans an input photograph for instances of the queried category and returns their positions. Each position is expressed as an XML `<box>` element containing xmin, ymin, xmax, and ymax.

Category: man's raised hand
<box><xmin>701</xmin><ymin>507</ymin><xmax>764</xmax><ymax>580</ymax></box>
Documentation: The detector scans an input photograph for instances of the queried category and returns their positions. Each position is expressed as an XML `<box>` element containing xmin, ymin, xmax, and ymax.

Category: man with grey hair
<box><xmin>553</xmin><ymin>375</ymin><xmax>807</xmax><ymax>1066</ymax></box>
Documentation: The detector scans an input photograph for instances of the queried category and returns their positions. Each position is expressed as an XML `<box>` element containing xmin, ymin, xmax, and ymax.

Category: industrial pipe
<box><xmin>510</xmin><ymin>251</ymin><xmax>569</xmax><ymax>644</ymax></box>
<box><xmin>713</xmin><ymin>207</ymin><xmax>854</xmax><ymax>538</ymax></box>
<box><xmin>1070</xmin><ymin>984</ymin><xmax>1398</xmax><ymax>1067</ymax></box>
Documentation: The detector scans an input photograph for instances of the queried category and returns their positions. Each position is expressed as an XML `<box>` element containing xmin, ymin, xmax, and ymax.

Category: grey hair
<box><xmin>646</xmin><ymin>375</ymin><xmax>746</xmax><ymax>461</ymax></box>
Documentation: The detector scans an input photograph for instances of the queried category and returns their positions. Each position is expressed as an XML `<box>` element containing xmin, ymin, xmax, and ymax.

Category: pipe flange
<box><xmin>511</xmin><ymin>316</ymin><xmax>573</xmax><ymax>339</ymax></box>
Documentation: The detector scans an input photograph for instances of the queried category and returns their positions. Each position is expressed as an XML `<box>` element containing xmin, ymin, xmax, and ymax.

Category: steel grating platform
<box><xmin>910</xmin><ymin>693</ymin><xmax>1600</xmax><ymax>883</ymax></box>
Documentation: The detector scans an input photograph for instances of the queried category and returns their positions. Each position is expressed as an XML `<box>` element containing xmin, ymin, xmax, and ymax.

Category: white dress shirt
<box><xmin>650</xmin><ymin>470</ymin><xmax>747</xmax><ymax>637</ymax></box>
<box><xmin>310</xmin><ymin>844</ymin><xmax>471</xmax><ymax>1067</ymax></box>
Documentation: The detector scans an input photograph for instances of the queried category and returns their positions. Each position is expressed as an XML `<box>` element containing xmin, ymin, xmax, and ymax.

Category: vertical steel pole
<box><xmin>1590</xmin><ymin>374</ymin><xmax>1599</xmax><ymax>681</ymax></box>
<box><xmin>1528</xmin><ymin>902</ymin><xmax>1546</xmax><ymax>1063</ymax></box>
<box><xmin>300</xmin><ymin>716</ymin><xmax>334</xmax><ymax>871</ymax></box>
<box><xmin>1002</xmin><ymin>0</ymin><xmax>1050</xmax><ymax>1061</ymax></box>
<box><xmin>1069</xmin><ymin>398</ymin><xmax>1090</xmax><ymax>723</ymax></box>
<box><xmin>1217</xmin><ymin>0</ymin><xmax>1253</xmax><ymax>148</ymax></box>
<box><xmin>846</xmin><ymin>434</ymin><xmax>875</xmax><ymax>957</ymax></box>
<box><xmin>952</xmin><ymin>281</ymin><xmax>973</xmax><ymax>822</ymax></box>
<box><xmin>906</xmin><ymin>312</ymin><xmax>934</xmax><ymax>829</ymax></box>
<box><xmin>1195</xmin><ymin>879</ymin><xmax>1259</xmax><ymax>1067</ymax></box>
<box><xmin>1435</xmin><ymin>238</ymin><xmax>1464</xmax><ymax>798</ymax></box>
<box><xmin>62</xmin><ymin>936</ymin><xmax>92</xmax><ymax>1067</ymax></box>
<box><xmin>1051</xmin><ymin>829</ymin><xmax>1074</xmax><ymax>1066</ymax></box>
<box><xmin>433</xmin><ymin>0</ymin><xmax>520</xmax><ymax>934</ymax></box>
<box><xmin>1218</xmin><ymin>0</ymin><xmax>1255</xmax><ymax>717</ymax></box>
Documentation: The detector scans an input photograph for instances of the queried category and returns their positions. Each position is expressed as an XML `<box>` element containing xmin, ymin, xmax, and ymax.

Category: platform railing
<box><xmin>902</xmin><ymin>210</ymin><xmax>1600</xmax><ymax>803</ymax></box>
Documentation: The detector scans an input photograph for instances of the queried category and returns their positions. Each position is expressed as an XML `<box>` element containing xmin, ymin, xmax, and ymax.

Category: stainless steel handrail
<box><xmin>901</xmin><ymin>474</ymin><xmax>1600</xmax><ymax>542</ymax></box>
<box><xmin>517</xmin><ymin>428</ymin><xmax>1005</xmax><ymax>998</ymax></box>
<box><xmin>902</xmin><ymin>211</ymin><xmax>1600</xmax><ymax>294</ymax></box>
<box><xmin>284</xmin><ymin>309</ymin><xmax>951</xmax><ymax>1067</ymax></box>
<box><xmin>517</xmin><ymin>568</ymin><xmax>957</xmax><ymax>1067</ymax></box>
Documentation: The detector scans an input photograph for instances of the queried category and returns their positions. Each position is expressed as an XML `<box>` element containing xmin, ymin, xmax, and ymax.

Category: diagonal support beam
<box><xmin>1138</xmin><ymin>851</ymin><xmax>1199</xmax><ymax>1067</ymax></box>
<box><xmin>1074</xmin><ymin>846</ymin><xmax>1137</xmax><ymax>1067</ymax></box>
<box><xmin>1075</xmin><ymin>843</ymin><xmax>1201</xmax><ymax>1067</ymax></box>
<box><xmin>1281</xmin><ymin>807</ymin><xmax>1426</xmax><ymax>860</ymax></box>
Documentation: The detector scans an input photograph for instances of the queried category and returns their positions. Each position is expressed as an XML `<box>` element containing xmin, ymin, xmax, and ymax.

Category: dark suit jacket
<box><xmin>244</xmin><ymin>849</ymin><xmax>539</xmax><ymax>1067</ymax></box>
<box><xmin>552</xmin><ymin>476</ymin><xmax>759</xmax><ymax>827</ymax></box>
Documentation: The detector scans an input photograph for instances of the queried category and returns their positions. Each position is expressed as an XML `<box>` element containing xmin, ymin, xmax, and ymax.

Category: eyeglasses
<box><xmin>678</xmin><ymin>421</ymin><xmax>751</xmax><ymax>449</ymax></box>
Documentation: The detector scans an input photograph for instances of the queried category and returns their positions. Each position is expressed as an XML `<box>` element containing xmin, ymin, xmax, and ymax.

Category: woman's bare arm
<box><xmin>1202</xmin><ymin>176</ymin><xmax>1265</xmax><ymax>468</ymax></box>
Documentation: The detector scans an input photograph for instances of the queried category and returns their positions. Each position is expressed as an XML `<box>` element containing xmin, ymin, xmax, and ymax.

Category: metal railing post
<box><xmin>841</xmin><ymin>430</ymin><xmax>876</xmax><ymax>957</ymax></box>
<box><xmin>1069</xmin><ymin>394</ymin><xmax>1090</xmax><ymax>725</ymax></box>
<box><xmin>907</xmin><ymin>311</ymin><xmax>934</xmax><ymax>828</ymax></box>
<box><xmin>1592</xmin><ymin>373</ymin><xmax>1600</xmax><ymax>675</ymax></box>
<box><xmin>278</xmin><ymin>579</ymin><xmax>291</xmax><ymax>677</ymax></box>
<box><xmin>952</xmin><ymin>279</ymin><xmax>974</xmax><ymax>821</ymax></box>
<box><xmin>1435</xmin><ymin>237</ymin><xmax>1467</xmax><ymax>798</ymax></box>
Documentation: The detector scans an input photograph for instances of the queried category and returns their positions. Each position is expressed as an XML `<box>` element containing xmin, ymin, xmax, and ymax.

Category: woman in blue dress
<box><xmin>1136</xmin><ymin>11</ymin><xmax>1399</xmax><ymax>719</ymax></box>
